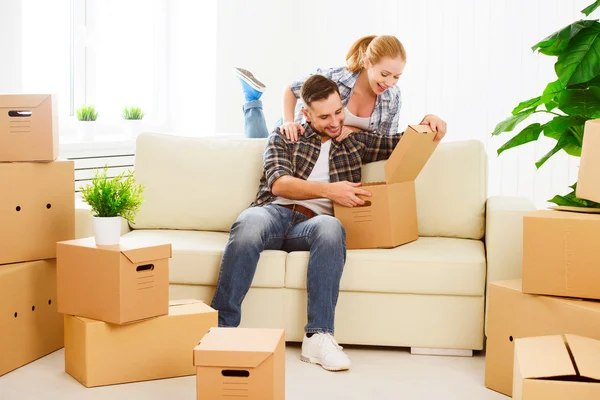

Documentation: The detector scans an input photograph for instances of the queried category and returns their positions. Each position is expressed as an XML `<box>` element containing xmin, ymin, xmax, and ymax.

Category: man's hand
<box><xmin>335</xmin><ymin>125</ymin><xmax>360</xmax><ymax>142</ymax></box>
<box><xmin>327</xmin><ymin>181</ymin><xmax>372</xmax><ymax>207</ymax></box>
<box><xmin>420</xmin><ymin>114</ymin><xmax>447</xmax><ymax>141</ymax></box>
<box><xmin>281</xmin><ymin>122</ymin><xmax>305</xmax><ymax>143</ymax></box>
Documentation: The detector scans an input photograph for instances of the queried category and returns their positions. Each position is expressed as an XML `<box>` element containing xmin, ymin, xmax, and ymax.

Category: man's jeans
<box><xmin>210</xmin><ymin>204</ymin><xmax>346</xmax><ymax>334</ymax></box>
<box><xmin>243</xmin><ymin>100</ymin><xmax>270</xmax><ymax>138</ymax></box>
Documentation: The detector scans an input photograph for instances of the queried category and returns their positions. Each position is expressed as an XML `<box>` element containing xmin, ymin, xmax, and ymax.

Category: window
<box><xmin>22</xmin><ymin>0</ymin><xmax>167</xmax><ymax>129</ymax></box>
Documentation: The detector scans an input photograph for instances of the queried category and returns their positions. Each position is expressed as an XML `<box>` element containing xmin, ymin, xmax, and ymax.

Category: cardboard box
<box><xmin>485</xmin><ymin>279</ymin><xmax>600</xmax><ymax>397</ymax></box>
<box><xmin>513</xmin><ymin>334</ymin><xmax>600</xmax><ymax>400</ymax></box>
<box><xmin>334</xmin><ymin>125</ymin><xmax>439</xmax><ymax>249</ymax></box>
<box><xmin>57</xmin><ymin>237</ymin><xmax>171</xmax><ymax>324</ymax></box>
<box><xmin>523</xmin><ymin>209</ymin><xmax>600</xmax><ymax>300</ymax></box>
<box><xmin>577</xmin><ymin>118</ymin><xmax>600</xmax><ymax>203</ymax></box>
<box><xmin>0</xmin><ymin>160</ymin><xmax>75</xmax><ymax>265</ymax></box>
<box><xmin>64</xmin><ymin>299</ymin><xmax>218</xmax><ymax>387</ymax></box>
<box><xmin>194</xmin><ymin>328</ymin><xmax>285</xmax><ymax>400</ymax></box>
<box><xmin>0</xmin><ymin>260</ymin><xmax>63</xmax><ymax>377</ymax></box>
<box><xmin>0</xmin><ymin>94</ymin><xmax>59</xmax><ymax>162</ymax></box>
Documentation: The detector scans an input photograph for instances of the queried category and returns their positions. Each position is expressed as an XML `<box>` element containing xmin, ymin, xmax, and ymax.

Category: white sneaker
<box><xmin>233</xmin><ymin>67</ymin><xmax>266</xmax><ymax>92</ymax></box>
<box><xmin>301</xmin><ymin>333</ymin><xmax>351</xmax><ymax>371</ymax></box>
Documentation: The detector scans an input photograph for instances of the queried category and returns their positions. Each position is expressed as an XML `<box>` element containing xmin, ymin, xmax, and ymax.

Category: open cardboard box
<box><xmin>194</xmin><ymin>327</ymin><xmax>285</xmax><ymax>400</ymax></box>
<box><xmin>513</xmin><ymin>334</ymin><xmax>600</xmax><ymax>399</ymax></box>
<box><xmin>484</xmin><ymin>280</ymin><xmax>600</xmax><ymax>397</ymax></box>
<box><xmin>334</xmin><ymin>125</ymin><xmax>439</xmax><ymax>249</ymax></box>
<box><xmin>57</xmin><ymin>237</ymin><xmax>171</xmax><ymax>325</ymax></box>
<box><xmin>0</xmin><ymin>94</ymin><xmax>58</xmax><ymax>162</ymax></box>
<box><xmin>64</xmin><ymin>299</ymin><xmax>218</xmax><ymax>387</ymax></box>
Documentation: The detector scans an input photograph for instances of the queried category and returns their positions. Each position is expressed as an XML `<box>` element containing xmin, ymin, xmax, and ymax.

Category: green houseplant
<box><xmin>80</xmin><ymin>166</ymin><xmax>145</xmax><ymax>245</ymax></box>
<box><xmin>122</xmin><ymin>106</ymin><xmax>145</xmax><ymax>138</ymax></box>
<box><xmin>76</xmin><ymin>105</ymin><xmax>99</xmax><ymax>139</ymax></box>
<box><xmin>492</xmin><ymin>1</ymin><xmax>600</xmax><ymax>209</ymax></box>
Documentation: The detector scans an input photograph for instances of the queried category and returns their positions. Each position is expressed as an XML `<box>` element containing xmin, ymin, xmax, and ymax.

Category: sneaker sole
<box><xmin>233</xmin><ymin>67</ymin><xmax>266</xmax><ymax>92</ymax></box>
<box><xmin>300</xmin><ymin>354</ymin><xmax>350</xmax><ymax>372</ymax></box>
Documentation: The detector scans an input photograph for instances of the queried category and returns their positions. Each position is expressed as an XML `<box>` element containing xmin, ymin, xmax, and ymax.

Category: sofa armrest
<box><xmin>75</xmin><ymin>199</ymin><xmax>133</xmax><ymax>239</ymax></box>
<box><xmin>484</xmin><ymin>195</ymin><xmax>536</xmax><ymax>333</ymax></box>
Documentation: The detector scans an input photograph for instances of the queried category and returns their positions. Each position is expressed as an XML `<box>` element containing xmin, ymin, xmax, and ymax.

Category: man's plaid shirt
<box><xmin>250</xmin><ymin>124</ymin><xmax>403</xmax><ymax>207</ymax></box>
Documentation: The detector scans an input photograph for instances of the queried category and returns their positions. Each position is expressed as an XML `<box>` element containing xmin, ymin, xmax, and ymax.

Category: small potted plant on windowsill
<box><xmin>80</xmin><ymin>165</ymin><xmax>145</xmax><ymax>245</ymax></box>
<box><xmin>122</xmin><ymin>106</ymin><xmax>145</xmax><ymax>138</ymax></box>
<box><xmin>77</xmin><ymin>105</ymin><xmax>99</xmax><ymax>140</ymax></box>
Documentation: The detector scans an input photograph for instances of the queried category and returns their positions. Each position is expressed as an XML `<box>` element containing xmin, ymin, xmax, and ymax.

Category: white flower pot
<box><xmin>124</xmin><ymin>120</ymin><xmax>143</xmax><ymax>139</ymax></box>
<box><xmin>78</xmin><ymin>121</ymin><xmax>96</xmax><ymax>141</ymax></box>
<box><xmin>92</xmin><ymin>216</ymin><xmax>122</xmax><ymax>245</ymax></box>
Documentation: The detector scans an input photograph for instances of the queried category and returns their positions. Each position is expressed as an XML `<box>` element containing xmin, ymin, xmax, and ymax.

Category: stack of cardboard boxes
<box><xmin>485</xmin><ymin>119</ymin><xmax>600</xmax><ymax>398</ymax></box>
<box><xmin>0</xmin><ymin>94</ymin><xmax>75</xmax><ymax>377</ymax></box>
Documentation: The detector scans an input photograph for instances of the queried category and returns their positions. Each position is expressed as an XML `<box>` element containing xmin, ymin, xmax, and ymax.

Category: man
<box><xmin>211</xmin><ymin>74</ymin><xmax>446</xmax><ymax>372</ymax></box>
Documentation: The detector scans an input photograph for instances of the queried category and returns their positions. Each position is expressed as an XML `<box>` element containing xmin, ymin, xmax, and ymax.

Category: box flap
<box><xmin>514</xmin><ymin>335</ymin><xmax>576</xmax><ymax>379</ymax></box>
<box><xmin>168</xmin><ymin>300</ymin><xmax>216</xmax><ymax>317</ymax></box>
<box><xmin>565</xmin><ymin>334</ymin><xmax>600</xmax><ymax>381</ymax></box>
<box><xmin>0</xmin><ymin>94</ymin><xmax>50</xmax><ymax>109</ymax></box>
<box><xmin>384</xmin><ymin>125</ymin><xmax>439</xmax><ymax>184</ymax></box>
<box><xmin>121</xmin><ymin>243</ymin><xmax>172</xmax><ymax>264</ymax></box>
<box><xmin>577</xmin><ymin>119</ymin><xmax>600</xmax><ymax>203</ymax></box>
<box><xmin>193</xmin><ymin>327</ymin><xmax>284</xmax><ymax>368</ymax></box>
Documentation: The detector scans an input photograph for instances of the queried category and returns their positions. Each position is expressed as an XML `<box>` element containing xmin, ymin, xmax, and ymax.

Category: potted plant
<box><xmin>77</xmin><ymin>105</ymin><xmax>99</xmax><ymax>140</ymax></box>
<box><xmin>80</xmin><ymin>165</ymin><xmax>145</xmax><ymax>245</ymax></box>
<box><xmin>492</xmin><ymin>1</ymin><xmax>600</xmax><ymax>209</ymax></box>
<box><xmin>122</xmin><ymin>106</ymin><xmax>145</xmax><ymax>138</ymax></box>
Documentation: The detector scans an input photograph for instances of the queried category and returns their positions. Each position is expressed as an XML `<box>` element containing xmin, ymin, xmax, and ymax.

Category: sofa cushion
<box><xmin>122</xmin><ymin>229</ymin><xmax>286</xmax><ymax>288</ymax></box>
<box><xmin>362</xmin><ymin>139</ymin><xmax>487</xmax><ymax>240</ymax></box>
<box><xmin>285</xmin><ymin>237</ymin><xmax>486</xmax><ymax>296</ymax></box>
<box><xmin>131</xmin><ymin>133</ymin><xmax>267</xmax><ymax>231</ymax></box>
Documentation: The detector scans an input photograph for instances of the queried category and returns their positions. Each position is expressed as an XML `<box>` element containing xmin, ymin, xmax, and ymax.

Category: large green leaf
<box><xmin>497</xmin><ymin>123</ymin><xmax>543</xmax><ymax>155</ymax></box>
<box><xmin>549</xmin><ymin>182</ymin><xmax>600</xmax><ymax>208</ymax></box>
<box><xmin>582</xmin><ymin>0</ymin><xmax>600</xmax><ymax>16</ymax></box>
<box><xmin>557</xmin><ymin>86</ymin><xmax>600</xmax><ymax>116</ymax></box>
<box><xmin>492</xmin><ymin>109</ymin><xmax>536</xmax><ymax>136</ymax></box>
<box><xmin>535</xmin><ymin>129</ymin><xmax>582</xmax><ymax>168</ymax></box>
<box><xmin>555</xmin><ymin>23</ymin><xmax>600</xmax><ymax>86</ymax></box>
<box><xmin>567</xmin><ymin>74</ymin><xmax>600</xmax><ymax>89</ymax></box>
<box><xmin>511</xmin><ymin>96</ymin><xmax>542</xmax><ymax>115</ymax></box>
<box><xmin>541</xmin><ymin>79</ymin><xmax>565</xmax><ymax>105</ymax></box>
<box><xmin>532</xmin><ymin>20</ymin><xmax>598</xmax><ymax>56</ymax></box>
<box><xmin>542</xmin><ymin>115</ymin><xmax>588</xmax><ymax>140</ymax></box>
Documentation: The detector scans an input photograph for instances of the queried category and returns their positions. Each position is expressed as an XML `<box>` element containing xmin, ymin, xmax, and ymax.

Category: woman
<box><xmin>236</xmin><ymin>35</ymin><xmax>446</xmax><ymax>141</ymax></box>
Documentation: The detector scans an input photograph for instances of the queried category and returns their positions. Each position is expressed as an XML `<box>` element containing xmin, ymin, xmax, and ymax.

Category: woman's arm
<box><xmin>280</xmin><ymin>85</ymin><xmax>305</xmax><ymax>142</ymax></box>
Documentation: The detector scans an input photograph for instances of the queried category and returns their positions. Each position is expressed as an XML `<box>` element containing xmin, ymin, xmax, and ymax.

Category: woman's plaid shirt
<box><xmin>250</xmin><ymin>124</ymin><xmax>402</xmax><ymax>207</ymax></box>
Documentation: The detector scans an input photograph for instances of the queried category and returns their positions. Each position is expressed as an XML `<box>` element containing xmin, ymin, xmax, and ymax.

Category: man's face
<box><xmin>302</xmin><ymin>92</ymin><xmax>345</xmax><ymax>139</ymax></box>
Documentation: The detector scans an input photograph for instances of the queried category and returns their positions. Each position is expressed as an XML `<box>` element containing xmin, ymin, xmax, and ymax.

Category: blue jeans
<box><xmin>210</xmin><ymin>204</ymin><xmax>346</xmax><ymax>334</ymax></box>
<box><xmin>243</xmin><ymin>100</ymin><xmax>274</xmax><ymax>138</ymax></box>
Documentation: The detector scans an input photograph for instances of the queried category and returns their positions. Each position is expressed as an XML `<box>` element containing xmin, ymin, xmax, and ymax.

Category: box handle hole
<box><xmin>355</xmin><ymin>200</ymin><xmax>372</xmax><ymax>208</ymax></box>
<box><xmin>136</xmin><ymin>264</ymin><xmax>154</xmax><ymax>272</ymax></box>
<box><xmin>8</xmin><ymin>110</ymin><xmax>32</xmax><ymax>117</ymax></box>
<box><xmin>14</xmin><ymin>312</ymin><xmax>18</xmax><ymax>318</ymax></box>
<box><xmin>221</xmin><ymin>370</ymin><xmax>250</xmax><ymax>378</ymax></box>
<box><xmin>16</xmin><ymin>206</ymin><xmax>21</xmax><ymax>212</ymax></box>
<box><xmin>46</xmin><ymin>203</ymin><xmax>52</xmax><ymax>209</ymax></box>
<box><xmin>48</xmin><ymin>299</ymin><xmax>52</xmax><ymax>305</ymax></box>
<box><xmin>509</xmin><ymin>336</ymin><xmax>514</xmax><ymax>342</ymax></box>
<box><xmin>32</xmin><ymin>306</ymin><xmax>35</xmax><ymax>311</ymax></box>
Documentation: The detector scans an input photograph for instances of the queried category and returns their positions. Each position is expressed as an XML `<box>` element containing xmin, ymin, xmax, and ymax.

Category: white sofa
<box><xmin>75</xmin><ymin>132</ymin><xmax>535</xmax><ymax>352</ymax></box>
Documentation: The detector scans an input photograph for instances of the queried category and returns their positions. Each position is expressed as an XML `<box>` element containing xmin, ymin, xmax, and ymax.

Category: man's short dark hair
<box><xmin>300</xmin><ymin>75</ymin><xmax>340</xmax><ymax>108</ymax></box>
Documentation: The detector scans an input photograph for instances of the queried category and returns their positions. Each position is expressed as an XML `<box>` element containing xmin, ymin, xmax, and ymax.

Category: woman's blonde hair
<box><xmin>345</xmin><ymin>35</ymin><xmax>406</xmax><ymax>73</ymax></box>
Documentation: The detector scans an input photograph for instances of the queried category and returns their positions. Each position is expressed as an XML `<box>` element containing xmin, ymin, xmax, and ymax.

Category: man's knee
<box><xmin>313</xmin><ymin>216</ymin><xmax>345</xmax><ymax>244</ymax></box>
<box><xmin>231</xmin><ymin>207</ymin><xmax>271</xmax><ymax>244</ymax></box>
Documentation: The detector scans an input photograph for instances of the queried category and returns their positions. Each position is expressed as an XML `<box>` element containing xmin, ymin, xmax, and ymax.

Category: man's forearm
<box><xmin>271</xmin><ymin>175</ymin><xmax>329</xmax><ymax>200</ymax></box>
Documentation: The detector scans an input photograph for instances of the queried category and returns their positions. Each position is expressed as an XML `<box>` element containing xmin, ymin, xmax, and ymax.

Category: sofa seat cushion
<box><xmin>123</xmin><ymin>229</ymin><xmax>286</xmax><ymax>288</ymax></box>
<box><xmin>285</xmin><ymin>237</ymin><xmax>486</xmax><ymax>296</ymax></box>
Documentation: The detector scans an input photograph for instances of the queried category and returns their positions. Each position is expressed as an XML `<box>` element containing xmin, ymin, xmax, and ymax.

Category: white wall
<box><xmin>0</xmin><ymin>0</ymin><xmax>22</xmax><ymax>92</ymax></box>
<box><xmin>216</xmin><ymin>0</ymin><xmax>598</xmax><ymax>209</ymax></box>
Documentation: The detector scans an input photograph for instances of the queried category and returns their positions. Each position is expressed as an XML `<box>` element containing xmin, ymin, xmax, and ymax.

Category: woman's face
<box><xmin>365</xmin><ymin>56</ymin><xmax>405</xmax><ymax>95</ymax></box>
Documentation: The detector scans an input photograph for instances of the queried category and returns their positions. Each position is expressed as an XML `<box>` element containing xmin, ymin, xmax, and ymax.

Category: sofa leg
<box><xmin>410</xmin><ymin>347</ymin><xmax>473</xmax><ymax>357</ymax></box>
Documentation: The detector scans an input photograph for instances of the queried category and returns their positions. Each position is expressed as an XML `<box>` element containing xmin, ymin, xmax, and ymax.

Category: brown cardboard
<box><xmin>577</xmin><ymin>118</ymin><xmax>600</xmax><ymax>203</ymax></box>
<box><xmin>64</xmin><ymin>300</ymin><xmax>218</xmax><ymax>387</ymax></box>
<box><xmin>523</xmin><ymin>210</ymin><xmax>600</xmax><ymax>300</ymax></box>
<box><xmin>0</xmin><ymin>260</ymin><xmax>63</xmax><ymax>376</ymax></box>
<box><xmin>0</xmin><ymin>160</ymin><xmax>75</xmax><ymax>265</ymax></box>
<box><xmin>334</xmin><ymin>125</ymin><xmax>439</xmax><ymax>249</ymax></box>
<box><xmin>194</xmin><ymin>328</ymin><xmax>285</xmax><ymax>400</ymax></box>
<box><xmin>513</xmin><ymin>335</ymin><xmax>600</xmax><ymax>399</ymax></box>
<box><xmin>485</xmin><ymin>279</ymin><xmax>600</xmax><ymax>397</ymax></box>
<box><xmin>56</xmin><ymin>237</ymin><xmax>171</xmax><ymax>324</ymax></box>
<box><xmin>0</xmin><ymin>94</ymin><xmax>59</xmax><ymax>162</ymax></box>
